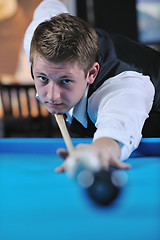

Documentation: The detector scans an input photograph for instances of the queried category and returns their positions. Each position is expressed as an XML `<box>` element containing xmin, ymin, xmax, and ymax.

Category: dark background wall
<box><xmin>76</xmin><ymin>0</ymin><xmax>138</xmax><ymax>41</ymax></box>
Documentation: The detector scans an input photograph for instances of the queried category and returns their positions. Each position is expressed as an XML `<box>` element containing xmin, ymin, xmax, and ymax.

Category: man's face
<box><xmin>32</xmin><ymin>55</ymin><xmax>91</xmax><ymax>114</ymax></box>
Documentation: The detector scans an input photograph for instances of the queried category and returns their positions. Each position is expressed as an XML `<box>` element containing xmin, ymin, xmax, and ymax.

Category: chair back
<box><xmin>0</xmin><ymin>83</ymin><xmax>55</xmax><ymax>137</ymax></box>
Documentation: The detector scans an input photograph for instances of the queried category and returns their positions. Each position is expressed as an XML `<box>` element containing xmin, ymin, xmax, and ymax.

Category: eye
<box><xmin>39</xmin><ymin>76</ymin><xmax>49</xmax><ymax>82</ymax></box>
<box><xmin>37</xmin><ymin>75</ymin><xmax>49</xmax><ymax>83</ymax></box>
<box><xmin>61</xmin><ymin>79</ymin><xmax>71</xmax><ymax>85</ymax></box>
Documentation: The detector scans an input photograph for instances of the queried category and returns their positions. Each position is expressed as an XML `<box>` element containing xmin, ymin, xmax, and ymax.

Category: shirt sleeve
<box><xmin>23</xmin><ymin>0</ymin><xmax>68</xmax><ymax>62</ymax></box>
<box><xmin>88</xmin><ymin>71</ymin><xmax>155</xmax><ymax>161</ymax></box>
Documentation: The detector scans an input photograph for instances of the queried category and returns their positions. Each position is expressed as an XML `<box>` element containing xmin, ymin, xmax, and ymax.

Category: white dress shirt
<box><xmin>24</xmin><ymin>0</ymin><xmax>155</xmax><ymax>161</ymax></box>
<box><xmin>66</xmin><ymin>71</ymin><xmax>155</xmax><ymax>160</ymax></box>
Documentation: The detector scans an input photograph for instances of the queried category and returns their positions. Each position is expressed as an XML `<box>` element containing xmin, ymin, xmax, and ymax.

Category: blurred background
<box><xmin>0</xmin><ymin>0</ymin><xmax>160</xmax><ymax>138</ymax></box>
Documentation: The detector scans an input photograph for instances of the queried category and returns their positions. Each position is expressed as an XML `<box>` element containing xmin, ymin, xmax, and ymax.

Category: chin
<box><xmin>47</xmin><ymin>108</ymin><xmax>67</xmax><ymax>115</ymax></box>
<box><xmin>44</xmin><ymin>104</ymin><xmax>70</xmax><ymax>115</ymax></box>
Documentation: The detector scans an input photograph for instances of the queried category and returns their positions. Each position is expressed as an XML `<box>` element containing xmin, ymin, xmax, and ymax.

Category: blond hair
<box><xmin>30</xmin><ymin>13</ymin><xmax>98</xmax><ymax>77</ymax></box>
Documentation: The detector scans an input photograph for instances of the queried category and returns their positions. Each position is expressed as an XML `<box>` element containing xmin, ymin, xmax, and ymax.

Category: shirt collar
<box><xmin>66</xmin><ymin>85</ymin><xmax>89</xmax><ymax>128</ymax></box>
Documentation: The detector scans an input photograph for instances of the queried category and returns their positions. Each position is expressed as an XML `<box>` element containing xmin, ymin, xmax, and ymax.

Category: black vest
<box><xmin>70</xmin><ymin>29</ymin><xmax>160</xmax><ymax>137</ymax></box>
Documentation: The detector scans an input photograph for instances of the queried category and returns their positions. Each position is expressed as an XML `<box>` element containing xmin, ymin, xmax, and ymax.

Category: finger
<box><xmin>100</xmin><ymin>158</ymin><xmax>110</xmax><ymax>170</ymax></box>
<box><xmin>54</xmin><ymin>162</ymin><xmax>66</xmax><ymax>173</ymax></box>
<box><xmin>111</xmin><ymin>160</ymin><xmax>131</xmax><ymax>170</ymax></box>
<box><xmin>56</xmin><ymin>148</ymin><xmax>69</xmax><ymax>160</ymax></box>
<box><xmin>76</xmin><ymin>143</ymin><xmax>88</xmax><ymax>148</ymax></box>
<box><xmin>99</xmin><ymin>154</ymin><xmax>131</xmax><ymax>170</ymax></box>
<box><xmin>75</xmin><ymin>143</ymin><xmax>91</xmax><ymax>150</ymax></box>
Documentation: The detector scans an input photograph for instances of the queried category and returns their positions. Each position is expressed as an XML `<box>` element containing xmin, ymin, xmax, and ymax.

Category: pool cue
<box><xmin>54</xmin><ymin>114</ymin><xmax>74</xmax><ymax>154</ymax></box>
<box><xmin>54</xmin><ymin>113</ymin><xmax>100</xmax><ymax>175</ymax></box>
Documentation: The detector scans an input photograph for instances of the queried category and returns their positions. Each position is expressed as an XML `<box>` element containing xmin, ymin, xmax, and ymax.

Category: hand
<box><xmin>55</xmin><ymin>148</ymin><xmax>69</xmax><ymax>173</ymax></box>
<box><xmin>83</xmin><ymin>137</ymin><xmax>131</xmax><ymax>170</ymax></box>
<box><xmin>55</xmin><ymin>137</ymin><xmax>131</xmax><ymax>173</ymax></box>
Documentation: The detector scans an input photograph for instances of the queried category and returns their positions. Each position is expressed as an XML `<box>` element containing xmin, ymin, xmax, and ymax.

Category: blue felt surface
<box><xmin>0</xmin><ymin>138</ymin><xmax>160</xmax><ymax>240</ymax></box>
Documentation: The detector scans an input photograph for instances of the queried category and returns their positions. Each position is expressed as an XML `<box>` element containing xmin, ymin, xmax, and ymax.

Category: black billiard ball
<box><xmin>86</xmin><ymin>170</ymin><xmax>121</xmax><ymax>206</ymax></box>
<box><xmin>66</xmin><ymin>150</ymin><xmax>127</xmax><ymax>206</ymax></box>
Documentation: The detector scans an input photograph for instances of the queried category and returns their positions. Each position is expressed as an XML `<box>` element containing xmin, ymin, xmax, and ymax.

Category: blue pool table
<box><xmin>0</xmin><ymin>138</ymin><xmax>160</xmax><ymax>240</ymax></box>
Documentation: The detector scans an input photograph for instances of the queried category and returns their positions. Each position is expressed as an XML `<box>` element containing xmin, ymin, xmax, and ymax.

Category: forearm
<box><xmin>23</xmin><ymin>0</ymin><xmax>68</xmax><ymax>61</ymax></box>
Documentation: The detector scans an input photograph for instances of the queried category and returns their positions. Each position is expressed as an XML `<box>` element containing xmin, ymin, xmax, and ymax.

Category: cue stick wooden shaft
<box><xmin>54</xmin><ymin>114</ymin><xmax>74</xmax><ymax>155</ymax></box>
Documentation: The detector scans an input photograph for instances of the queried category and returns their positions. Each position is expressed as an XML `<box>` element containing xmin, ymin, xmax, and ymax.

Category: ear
<box><xmin>87</xmin><ymin>62</ymin><xmax>99</xmax><ymax>85</ymax></box>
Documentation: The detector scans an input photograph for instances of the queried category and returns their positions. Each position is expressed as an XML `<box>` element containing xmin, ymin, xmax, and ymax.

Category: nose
<box><xmin>47</xmin><ymin>82</ymin><xmax>61</xmax><ymax>102</ymax></box>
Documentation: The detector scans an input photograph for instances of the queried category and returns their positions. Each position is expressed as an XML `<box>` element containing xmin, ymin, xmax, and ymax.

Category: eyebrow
<box><xmin>34</xmin><ymin>72</ymin><xmax>47</xmax><ymax>76</ymax></box>
<box><xmin>59</xmin><ymin>75</ymin><xmax>73</xmax><ymax>78</ymax></box>
<box><xmin>34</xmin><ymin>72</ymin><xmax>73</xmax><ymax>79</ymax></box>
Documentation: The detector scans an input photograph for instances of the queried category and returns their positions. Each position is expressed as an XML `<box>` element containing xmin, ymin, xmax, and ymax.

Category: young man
<box><xmin>24</xmin><ymin>0</ymin><xmax>160</xmax><ymax>172</ymax></box>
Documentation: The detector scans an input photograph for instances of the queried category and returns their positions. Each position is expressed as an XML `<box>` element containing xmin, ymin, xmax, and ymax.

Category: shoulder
<box><xmin>88</xmin><ymin>71</ymin><xmax>155</xmax><ymax>119</ymax></box>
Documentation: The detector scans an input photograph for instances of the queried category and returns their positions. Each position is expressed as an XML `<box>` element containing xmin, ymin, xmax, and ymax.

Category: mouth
<box><xmin>45</xmin><ymin>102</ymin><xmax>65</xmax><ymax>114</ymax></box>
<box><xmin>46</xmin><ymin>102</ymin><xmax>63</xmax><ymax>108</ymax></box>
